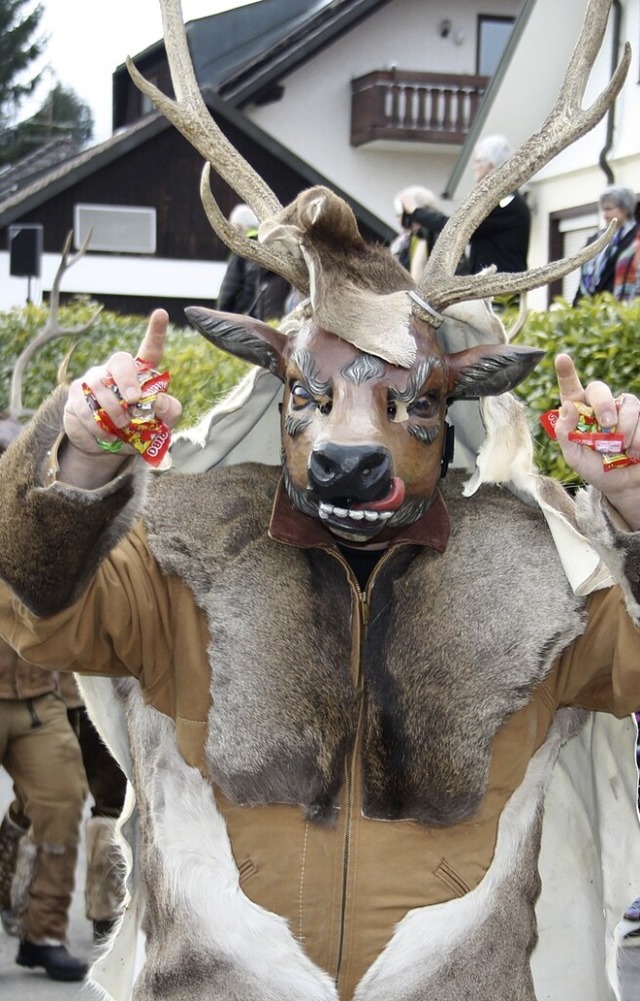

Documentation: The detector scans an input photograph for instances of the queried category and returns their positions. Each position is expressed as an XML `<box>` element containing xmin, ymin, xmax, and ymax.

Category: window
<box><xmin>477</xmin><ymin>16</ymin><xmax>515</xmax><ymax>76</ymax></box>
<box><xmin>74</xmin><ymin>204</ymin><xmax>157</xmax><ymax>254</ymax></box>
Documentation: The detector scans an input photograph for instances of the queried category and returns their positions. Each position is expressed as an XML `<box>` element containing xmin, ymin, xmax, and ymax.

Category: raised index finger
<box><xmin>137</xmin><ymin>309</ymin><xmax>170</xmax><ymax>368</ymax></box>
<box><xmin>554</xmin><ymin>352</ymin><xmax>586</xmax><ymax>405</ymax></box>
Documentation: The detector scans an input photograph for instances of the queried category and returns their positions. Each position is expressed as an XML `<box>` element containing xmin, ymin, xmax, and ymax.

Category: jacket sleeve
<box><xmin>0</xmin><ymin>520</ymin><xmax>175</xmax><ymax>686</ymax></box>
<box><xmin>407</xmin><ymin>206</ymin><xmax>449</xmax><ymax>240</ymax></box>
<box><xmin>0</xmin><ymin>387</ymin><xmax>148</xmax><ymax>618</ymax></box>
<box><xmin>255</xmin><ymin>272</ymin><xmax>292</xmax><ymax>324</ymax></box>
<box><xmin>548</xmin><ymin>487</ymin><xmax>640</xmax><ymax>716</ymax></box>
<box><xmin>216</xmin><ymin>254</ymin><xmax>247</xmax><ymax>312</ymax></box>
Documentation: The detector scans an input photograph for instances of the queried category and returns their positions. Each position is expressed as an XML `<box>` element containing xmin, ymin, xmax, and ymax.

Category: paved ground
<box><xmin>0</xmin><ymin>767</ymin><xmax>95</xmax><ymax>1000</ymax></box>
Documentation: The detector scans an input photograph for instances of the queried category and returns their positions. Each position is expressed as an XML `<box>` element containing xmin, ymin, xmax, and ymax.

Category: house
<box><xmin>0</xmin><ymin>0</ymin><xmax>636</xmax><ymax>318</ymax></box>
<box><xmin>445</xmin><ymin>0</ymin><xmax>640</xmax><ymax>308</ymax></box>
<box><xmin>0</xmin><ymin>0</ymin><xmax>520</xmax><ymax>318</ymax></box>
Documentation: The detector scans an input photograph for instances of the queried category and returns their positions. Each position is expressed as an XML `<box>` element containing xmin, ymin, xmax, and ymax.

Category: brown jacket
<box><xmin>0</xmin><ymin>632</ymin><xmax>59</xmax><ymax>701</ymax></box>
<box><xmin>1</xmin><ymin>391</ymin><xmax>640</xmax><ymax>999</ymax></box>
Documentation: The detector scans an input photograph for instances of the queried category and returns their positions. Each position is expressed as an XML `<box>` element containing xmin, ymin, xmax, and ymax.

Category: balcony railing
<box><xmin>351</xmin><ymin>69</ymin><xmax>489</xmax><ymax>147</ymax></box>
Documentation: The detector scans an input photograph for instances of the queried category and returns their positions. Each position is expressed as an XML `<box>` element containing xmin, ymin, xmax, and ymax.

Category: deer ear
<box><xmin>185</xmin><ymin>307</ymin><xmax>288</xmax><ymax>379</ymax></box>
<box><xmin>447</xmin><ymin>344</ymin><xmax>544</xmax><ymax>400</ymax></box>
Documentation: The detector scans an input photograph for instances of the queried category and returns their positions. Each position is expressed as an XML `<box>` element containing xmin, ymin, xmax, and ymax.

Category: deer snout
<box><xmin>308</xmin><ymin>443</ymin><xmax>392</xmax><ymax>501</ymax></box>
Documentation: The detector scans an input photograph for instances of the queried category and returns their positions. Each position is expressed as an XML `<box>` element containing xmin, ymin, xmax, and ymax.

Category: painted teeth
<box><xmin>319</xmin><ymin>502</ymin><xmax>393</xmax><ymax>522</ymax></box>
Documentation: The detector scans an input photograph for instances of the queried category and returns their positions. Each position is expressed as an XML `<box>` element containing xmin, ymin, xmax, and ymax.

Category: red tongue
<box><xmin>352</xmin><ymin>477</ymin><xmax>405</xmax><ymax>512</ymax></box>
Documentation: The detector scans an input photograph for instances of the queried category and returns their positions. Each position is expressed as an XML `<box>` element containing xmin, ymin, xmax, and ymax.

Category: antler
<box><xmin>126</xmin><ymin>0</ymin><xmax>308</xmax><ymax>292</ymax></box>
<box><xmin>414</xmin><ymin>0</ymin><xmax>631</xmax><ymax>320</ymax></box>
<box><xmin>8</xmin><ymin>231</ymin><xmax>103</xmax><ymax>419</ymax></box>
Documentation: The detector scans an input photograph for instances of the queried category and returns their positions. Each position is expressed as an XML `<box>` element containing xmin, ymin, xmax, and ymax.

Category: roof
<box><xmin>0</xmin><ymin>0</ymin><xmax>396</xmax><ymax>239</ymax></box>
<box><xmin>0</xmin><ymin>137</ymin><xmax>82</xmax><ymax>202</ymax></box>
<box><xmin>0</xmin><ymin>114</ymin><xmax>167</xmax><ymax>229</ymax></box>
<box><xmin>187</xmin><ymin>0</ymin><xmax>329</xmax><ymax>93</ymax></box>
<box><xmin>115</xmin><ymin>0</ymin><xmax>391</xmax><ymax>106</ymax></box>
<box><xmin>0</xmin><ymin>96</ymin><xmax>392</xmax><ymax>241</ymax></box>
<box><xmin>200</xmin><ymin>0</ymin><xmax>393</xmax><ymax>105</ymax></box>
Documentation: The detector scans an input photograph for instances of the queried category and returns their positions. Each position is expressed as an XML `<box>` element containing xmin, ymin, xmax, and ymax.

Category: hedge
<box><xmin>1</xmin><ymin>293</ymin><xmax>639</xmax><ymax>487</ymax></box>
<box><xmin>0</xmin><ymin>299</ymin><xmax>250</xmax><ymax>431</ymax></box>
<box><xmin>509</xmin><ymin>293</ymin><xmax>640</xmax><ymax>488</ymax></box>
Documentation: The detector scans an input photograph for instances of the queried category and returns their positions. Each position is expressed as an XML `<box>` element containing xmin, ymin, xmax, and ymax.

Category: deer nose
<box><xmin>308</xmin><ymin>443</ymin><xmax>392</xmax><ymax>501</ymax></box>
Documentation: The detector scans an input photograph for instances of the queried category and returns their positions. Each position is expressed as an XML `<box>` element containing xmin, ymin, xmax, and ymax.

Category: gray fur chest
<box><xmin>145</xmin><ymin>465</ymin><xmax>586</xmax><ymax>826</ymax></box>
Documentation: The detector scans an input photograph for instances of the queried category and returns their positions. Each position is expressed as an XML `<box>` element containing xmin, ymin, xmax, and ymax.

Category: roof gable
<box><xmin>187</xmin><ymin>0</ymin><xmax>327</xmax><ymax>90</ymax></box>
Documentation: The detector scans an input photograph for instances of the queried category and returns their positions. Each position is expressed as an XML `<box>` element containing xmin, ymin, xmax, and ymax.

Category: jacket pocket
<box><xmin>433</xmin><ymin>857</ymin><xmax>470</xmax><ymax>898</ymax></box>
<box><xmin>237</xmin><ymin>856</ymin><xmax>258</xmax><ymax>886</ymax></box>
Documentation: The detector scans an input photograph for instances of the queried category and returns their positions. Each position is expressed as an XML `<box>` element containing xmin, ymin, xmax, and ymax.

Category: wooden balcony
<box><xmin>351</xmin><ymin>69</ymin><xmax>489</xmax><ymax>147</ymax></box>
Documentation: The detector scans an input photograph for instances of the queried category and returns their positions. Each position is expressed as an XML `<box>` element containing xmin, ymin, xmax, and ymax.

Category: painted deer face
<box><xmin>185</xmin><ymin>305</ymin><xmax>542</xmax><ymax>544</ymax></box>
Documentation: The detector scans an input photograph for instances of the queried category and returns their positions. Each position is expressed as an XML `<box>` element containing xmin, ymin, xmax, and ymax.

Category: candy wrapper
<box><xmin>82</xmin><ymin>358</ymin><xmax>172</xmax><ymax>467</ymax></box>
<box><xmin>540</xmin><ymin>402</ymin><xmax>640</xmax><ymax>471</ymax></box>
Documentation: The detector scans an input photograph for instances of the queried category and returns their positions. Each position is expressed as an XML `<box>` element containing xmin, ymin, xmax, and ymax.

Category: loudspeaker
<box><xmin>8</xmin><ymin>224</ymin><xmax>43</xmax><ymax>278</ymax></box>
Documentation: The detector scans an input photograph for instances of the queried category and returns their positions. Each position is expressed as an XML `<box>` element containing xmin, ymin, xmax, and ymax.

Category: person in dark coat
<box><xmin>572</xmin><ymin>185</ymin><xmax>639</xmax><ymax>305</ymax></box>
<box><xmin>217</xmin><ymin>203</ymin><xmax>291</xmax><ymax>324</ymax></box>
<box><xmin>401</xmin><ymin>134</ymin><xmax>531</xmax><ymax>275</ymax></box>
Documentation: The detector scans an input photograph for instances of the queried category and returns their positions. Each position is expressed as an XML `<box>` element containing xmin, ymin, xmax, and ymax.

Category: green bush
<box><xmin>2</xmin><ymin>294</ymin><xmax>638</xmax><ymax>489</ymax></box>
<box><xmin>0</xmin><ymin>299</ymin><xmax>250</xmax><ymax>430</ymax></box>
<box><xmin>505</xmin><ymin>294</ymin><xmax>640</xmax><ymax>488</ymax></box>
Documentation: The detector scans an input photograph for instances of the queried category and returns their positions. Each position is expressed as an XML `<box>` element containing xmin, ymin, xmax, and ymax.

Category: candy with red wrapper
<box><xmin>540</xmin><ymin>402</ymin><xmax>640</xmax><ymax>471</ymax></box>
<box><xmin>82</xmin><ymin>359</ymin><xmax>172</xmax><ymax>467</ymax></box>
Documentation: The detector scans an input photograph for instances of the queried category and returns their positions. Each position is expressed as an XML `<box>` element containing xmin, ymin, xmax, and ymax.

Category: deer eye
<box><xmin>408</xmin><ymin>392</ymin><xmax>440</xmax><ymax>419</ymax></box>
<box><xmin>290</xmin><ymin>381</ymin><xmax>313</xmax><ymax>410</ymax></box>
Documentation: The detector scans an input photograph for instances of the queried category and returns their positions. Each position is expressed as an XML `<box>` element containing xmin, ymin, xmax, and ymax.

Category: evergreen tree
<box><xmin>0</xmin><ymin>83</ymin><xmax>94</xmax><ymax>163</ymax></box>
<box><xmin>0</xmin><ymin>0</ymin><xmax>45</xmax><ymax>123</ymax></box>
<box><xmin>0</xmin><ymin>0</ymin><xmax>94</xmax><ymax>167</ymax></box>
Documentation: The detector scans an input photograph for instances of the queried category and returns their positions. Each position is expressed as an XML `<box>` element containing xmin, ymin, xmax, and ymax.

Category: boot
<box><xmin>16</xmin><ymin>940</ymin><xmax>88</xmax><ymax>981</ymax></box>
<box><xmin>20</xmin><ymin>840</ymin><xmax>77</xmax><ymax>945</ymax></box>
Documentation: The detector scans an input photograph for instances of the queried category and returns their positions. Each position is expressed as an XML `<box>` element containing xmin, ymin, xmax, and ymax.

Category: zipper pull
<box><xmin>360</xmin><ymin>591</ymin><xmax>370</xmax><ymax>626</ymax></box>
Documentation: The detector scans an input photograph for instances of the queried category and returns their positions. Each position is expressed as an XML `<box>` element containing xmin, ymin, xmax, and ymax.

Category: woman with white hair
<box><xmin>573</xmin><ymin>185</ymin><xmax>639</xmax><ymax>305</ymax></box>
<box><xmin>401</xmin><ymin>133</ymin><xmax>530</xmax><ymax>276</ymax></box>
<box><xmin>390</xmin><ymin>185</ymin><xmax>438</xmax><ymax>281</ymax></box>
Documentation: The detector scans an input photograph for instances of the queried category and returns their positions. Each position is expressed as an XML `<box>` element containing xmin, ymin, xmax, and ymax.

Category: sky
<box><xmin>25</xmin><ymin>0</ymin><xmax>256</xmax><ymax>142</ymax></box>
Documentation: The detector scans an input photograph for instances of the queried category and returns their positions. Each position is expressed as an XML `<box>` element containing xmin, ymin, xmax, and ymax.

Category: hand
<box><xmin>60</xmin><ymin>310</ymin><xmax>182</xmax><ymax>486</ymax></box>
<box><xmin>554</xmin><ymin>353</ymin><xmax>640</xmax><ymax>529</ymax></box>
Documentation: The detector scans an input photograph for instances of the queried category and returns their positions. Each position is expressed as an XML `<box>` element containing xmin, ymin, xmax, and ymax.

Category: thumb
<box><xmin>137</xmin><ymin>309</ymin><xmax>170</xmax><ymax>368</ymax></box>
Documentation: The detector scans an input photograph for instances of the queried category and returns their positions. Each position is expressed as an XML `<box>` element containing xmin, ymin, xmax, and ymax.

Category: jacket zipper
<box><xmin>327</xmin><ymin>545</ymin><xmax>402</xmax><ymax>987</ymax></box>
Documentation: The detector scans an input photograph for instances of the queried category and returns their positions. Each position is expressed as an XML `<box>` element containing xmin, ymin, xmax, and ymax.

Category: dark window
<box><xmin>477</xmin><ymin>16</ymin><xmax>515</xmax><ymax>76</ymax></box>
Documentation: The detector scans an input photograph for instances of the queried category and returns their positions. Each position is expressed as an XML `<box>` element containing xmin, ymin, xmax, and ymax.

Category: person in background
<box><xmin>217</xmin><ymin>203</ymin><xmax>291</xmax><ymax>324</ymax></box>
<box><xmin>401</xmin><ymin>134</ymin><xmax>531</xmax><ymax>276</ymax></box>
<box><xmin>60</xmin><ymin>673</ymin><xmax>127</xmax><ymax>943</ymax></box>
<box><xmin>632</xmin><ymin>236</ymin><xmax>640</xmax><ymax>301</ymax></box>
<box><xmin>573</xmin><ymin>185</ymin><xmax>639</xmax><ymax>305</ymax></box>
<box><xmin>0</xmin><ymin>422</ymin><xmax>89</xmax><ymax>982</ymax></box>
<box><xmin>390</xmin><ymin>185</ymin><xmax>440</xmax><ymax>281</ymax></box>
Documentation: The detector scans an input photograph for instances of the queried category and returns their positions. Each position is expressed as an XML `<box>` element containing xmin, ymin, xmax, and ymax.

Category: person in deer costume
<box><xmin>1</xmin><ymin>2</ymin><xmax>640</xmax><ymax>1000</ymax></box>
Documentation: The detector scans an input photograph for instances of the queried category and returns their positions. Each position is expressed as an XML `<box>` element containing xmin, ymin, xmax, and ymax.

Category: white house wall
<box><xmin>0</xmin><ymin>253</ymin><xmax>226</xmax><ymax>312</ymax></box>
<box><xmin>399</xmin><ymin>0</ymin><xmax>639</xmax><ymax>310</ymax></box>
<box><xmin>247</xmin><ymin>0</ymin><xmax>522</xmax><ymax>228</ymax></box>
<box><xmin>249</xmin><ymin>0</ymin><xmax>638</xmax><ymax>312</ymax></box>
<box><xmin>525</xmin><ymin>0</ymin><xmax>640</xmax><ymax>308</ymax></box>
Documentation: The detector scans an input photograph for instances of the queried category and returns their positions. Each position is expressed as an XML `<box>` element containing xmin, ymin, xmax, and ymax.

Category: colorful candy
<box><xmin>82</xmin><ymin>359</ymin><xmax>171</xmax><ymax>467</ymax></box>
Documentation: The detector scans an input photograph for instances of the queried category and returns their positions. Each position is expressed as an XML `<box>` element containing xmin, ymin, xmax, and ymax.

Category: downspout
<box><xmin>598</xmin><ymin>0</ymin><xmax>622</xmax><ymax>184</ymax></box>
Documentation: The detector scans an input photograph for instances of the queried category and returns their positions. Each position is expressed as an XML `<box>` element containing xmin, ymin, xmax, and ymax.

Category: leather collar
<box><xmin>268</xmin><ymin>477</ymin><xmax>450</xmax><ymax>553</ymax></box>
